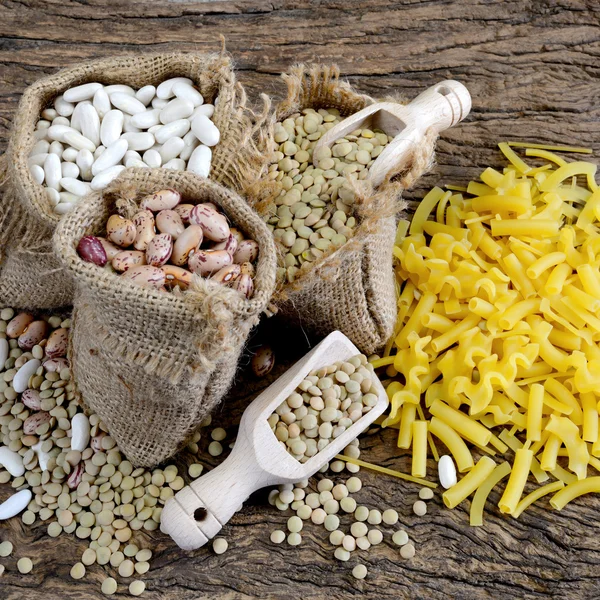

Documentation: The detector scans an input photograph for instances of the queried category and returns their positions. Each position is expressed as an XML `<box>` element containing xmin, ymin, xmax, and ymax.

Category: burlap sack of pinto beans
<box><xmin>251</xmin><ymin>64</ymin><xmax>438</xmax><ymax>355</ymax></box>
<box><xmin>0</xmin><ymin>50</ymin><xmax>271</xmax><ymax>310</ymax></box>
<box><xmin>54</xmin><ymin>169</ymin><xmax>277</xmax><ymax>467</ymax></box>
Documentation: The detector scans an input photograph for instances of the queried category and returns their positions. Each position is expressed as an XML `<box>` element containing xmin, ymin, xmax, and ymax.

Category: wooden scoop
<box><xmin>312</xmin><ymin>80</ymin><xmax>471</xmax><ymax>187</ymax></box>
<box><xmin>160</xmin><ymin>331</ymin><xmax>389</xmax><ymax>551</ymax></box>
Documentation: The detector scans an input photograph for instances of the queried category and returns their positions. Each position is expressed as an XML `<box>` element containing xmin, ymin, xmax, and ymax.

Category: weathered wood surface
<box><xmin>1</xmin><ymin>1</ymin><xmax>600</xmax><ymax>598</ymax></box>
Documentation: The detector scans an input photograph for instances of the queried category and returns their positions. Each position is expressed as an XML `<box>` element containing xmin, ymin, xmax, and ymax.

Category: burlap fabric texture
<box><xmin>54</xmin><ymin>169</ymin><xmax>277</xmax><ymax>467</ymax></box>
<box><xmin>0</xmin><ymin>50</ymin><xmax>271</xmax><ymax>310</ymax></box>
<box><xmin>253</xmin><ymin>64</ymin><xmax>438</xmax><ymax>355</ymax></box>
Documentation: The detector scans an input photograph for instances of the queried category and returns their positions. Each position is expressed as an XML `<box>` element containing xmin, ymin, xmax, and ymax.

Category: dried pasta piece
<box><xmin>470</xmin><ymin>461</ymin><xmax>512</xmax><ymax>526</ymax></box>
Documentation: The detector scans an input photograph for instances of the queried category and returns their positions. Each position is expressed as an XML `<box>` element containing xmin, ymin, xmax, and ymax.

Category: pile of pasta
<box><xmin>372</xmin><ymin>142</ymin><xmax>600</xmax><ymax>525</ymax></box>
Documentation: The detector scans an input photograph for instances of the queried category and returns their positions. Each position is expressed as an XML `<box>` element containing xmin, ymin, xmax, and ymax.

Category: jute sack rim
<box><xmin>54</xmin><ymin>168</ymin><xmax>277</xmax><ymax>324</ymax></box>
<box><xmin>54</xmin><ymin>168</ymin><xmax>276</xmax><ymax>383</ymax></box>
<box><xmin>5</xmin><ymin>51</ymin><xmax>233</xmax><ymax>231</ymax></box>
<box><xmin>261</xmin><ymin>63</ymin><xmax>436</xmax><ymax>302</ymax></box>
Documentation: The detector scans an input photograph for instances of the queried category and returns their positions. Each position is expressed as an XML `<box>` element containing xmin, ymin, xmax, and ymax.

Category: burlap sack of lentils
<box><xmin>253</xmin><ymin>64</ymin><xmax>438</xmax><ymax>355</ymax></box>
<box><xmin>54</xmin><ymin>169</ymin><xmax>277</xmax><ymax>467</ymax></box>
<box><xmin>0</xmin><ymin>49</ymin><xmax>272</xmax><ymax>310</ymax></box>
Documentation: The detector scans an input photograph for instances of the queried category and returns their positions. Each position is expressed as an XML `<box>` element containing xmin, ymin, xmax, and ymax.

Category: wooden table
<box><xmin>2</xmin><ymin>2</ymin><xmax>600</xmax><ymax>598</ymax></box>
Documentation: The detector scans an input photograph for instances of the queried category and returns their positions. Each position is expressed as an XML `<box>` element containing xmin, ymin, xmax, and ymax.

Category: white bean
<box><xmin>124</xmin><ymin>150</ymin><xmax>142</xmax><ymax>162</ymax></box>
<box><xmin>154</xmin><ymin>120</ymin><xmax>190</xmax><ymax>144</ymax></box>
<box><xmin>93</xmin><ymin>88</ymin><xmax>112</xmax><ymax>118</ymax></box>
<box><xmin>44</xmin><ymin>153</ymin><xmax>62</xmax><ymax>190</ymax></box>
<box><xmin>54</xmin><ymin>203</ymin><xmax>74</xmax><ymax>215</ymax></box>
<box><xmin>156</xmin><ymin>77</ymin><xmax>193</xmax><ymax>100</ymax></box>
<box><xmin>123</xmin><ymin>114</ymin><xmax>141</xmax><ymax>133</ymax></box>
<box><xmin>173</xmin><ymin>81</ymin><xmax>204</xmax><ymax>107</ymax></box>
<box><xmin>438</xmin><ymin>455</ymin><xmax>457</xmax><ymax>489</ymax></box>
<box><xmin>59</xmin><ymin>192</ymin><xmax>80</xmax><ymax>204</ymax></box>
<box><xmin>61</xmin><ymin>162</ymin><xmax>80</xmax><ymax>179</ymax></box>
<box><xmin>0</xmin><ymin>489</ymin><xmax>32</xmax><ymax>521</ymax></box>
<box><xmin>41</xmin><ymin>108</ymin><xmax>57</xmax><ymax>120</ymax></box>
<box><xmin>79</xmin><ymin>103</ymin><xmax>101</xmax><ymax>147</ymax></box>
<box><xmin>160</xmin><ymin>98</ymin><xmax>194</xmax><ymax>124</ymax></box>
<box><xmin>191</xmin><ymin>104</ymin><xmax>215</xmax><ymax>119</ymax></box>
<box><xmin>30</xmin><ymin>140</ymin><xmax>50</xmax><ymax>156</ymax></box>
<box><xmin>159</xmin><ymin>137</ymin><xmax>185</xmax><ymax>163</ymax></box>
<box><xmin>64</xmin><ymin>131</ymin><xmax>96</xmax><ymax>152</ymax></box>
<box><xmin>100</xmin><ymin>110</ymin><xmax>124</xmax><ymax>147</ymax></box>
<box><xmin>110</xmin><ymin>93</ymin><xmax>146</xmax><ymax>115</ymax></box>
<box><xmin>162</xmin><ymin>158</ymin><xmax>185</xmax><ymax>170</ymax></box>
<box><xmin>47</xmin><ymin>124</ymin><xmax>77</xmax><ymax>142</ymax></box>
<box><xmin>143</xmin><ymin>149</ymin><xmax>162</xmax><ymax>168</ymax></box>
<box><xmin>94</xmin><ymin>145</ymin><xmax>106</xmax><ymax>159</ymax></box>
<box><xmin>69</xmin><ymin>101</ymin><xmax>88</xmax><ymax>132</ymax></box>
<box><xmin>0</xmin><ymin>447</ymin><xmax>25</xmax><ymax>477</ymax></box>
<box><xmin>71</xmin><ymin>413</ymin><xmax>91</xmax><ymax>452</ymax></box>
<box><xmin>135</xmin><ymin>85</ymin><xmax>156</xmax><ymax>106</ymax></box>
<box><xmin>46</xmin><ymin>188</ymin><xmax>61</xmax><ymax>207</ymax></box>
<box><xmin>54</xmin><ymin>95</ymin><xmax>75</xmax><ymax>117</ymax></box>
<box><xmin>28</xmin><ymin>154</ymin><xmax>47</xmax><ymax>168</ymax></box>
<box><xmin>76</xmin><ymin>149</ymin><xmax>94</xmax><ymax>181</ymax></box>
<box><xmin>32</xmin><ymin>441</ymin><xmax>51</xmax><ymax>472</ymax></box>
<box><xmin>130</xmin><ymin>109</ymin><xmax>160</xmax><ymax>129</ymax></box>
<box><xmin>52</xmin><ymin>116</ymin><xmax>71</xmax><ymax>126</ymax></box>
<box><xmin>62</xmin><ymin>147</ymin><xmax>79</xmax><ymax>162</ymax></box>
<box><xmin>104</xmin><ymin>84</ymin><xmax>136</xmax><ymax>96</ymax></box>
<box><xmin>63</xmin><ymin>82</ymin><xmax>103</xmax><ymax>103</ymax></box>
<box><xmin>92</xmin><ymin>139</ymin><xmax>128</xmax><ymax>175</ymax></box>
<box><xmin>49</xmin><ymin>141</ymin><xmax>65</xmax><ymax>156</ymax></box>
<box><xmin>187</xmin><ymin>145</ymin><xmax>212</xmax><ymax>178</ymax></box>
<box><xmin>191</xmin><ymin>114</ymin><xmax>220</xmax><ymax>147</ymax></box>
<box><xmin>151</xmin><ymin>97</ymin><xmax>168</xmax><ymax>109</ymax></box>
<box><xmin>90</xmin><ymin>165</ymin><xmax>126</xmax><ymax>190</ymax></box>
<box><xmin>60</xmin><ymin>177</ymin><xmax>90</xmax><ymax>196</ymax></box>
<box><xmin>30</xmin><ymin>164</ymin><xmax>44</xmax><ymax>184</ymax></box>
<box><xmin>120</xmin><ymin>132</ymin><xmax>154</xmax><ymax>151</ymax></box>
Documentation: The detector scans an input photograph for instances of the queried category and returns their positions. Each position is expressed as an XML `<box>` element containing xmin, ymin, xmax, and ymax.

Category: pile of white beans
<box><xmin>27</xmin><ymin>78</ymin><xmax>220</xmax><ymax>215</ymax></box>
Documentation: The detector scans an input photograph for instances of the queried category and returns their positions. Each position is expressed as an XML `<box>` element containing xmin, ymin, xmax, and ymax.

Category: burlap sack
<box><xmin>54</xmin><ymin>169</ymin><xmax>277</xmax><ymax>467</ymax></box>
<box><xmin>253</xmin><ymin>64</ymin><xmax>438</xmax><ymax>355</ymax></box>
<box><xmin>0</xmin><ymin>49</ymin><xmax>271</xmax><ymax>310</ymax></box>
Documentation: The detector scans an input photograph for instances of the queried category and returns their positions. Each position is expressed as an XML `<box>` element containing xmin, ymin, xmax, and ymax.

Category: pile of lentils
<box><xmin>263</xmin><ymin>108</ymin><xmax>393</xmax><ymax>283</ymax></box>
<box><xmin>0</xmin><ymin>308</ymin><xmax>215</xmax><ymax>595</ymax></box>
<box><xmin>269</xmin><ymin>354</ymin><xmax>377</xmax><ymax>462</ymax></box>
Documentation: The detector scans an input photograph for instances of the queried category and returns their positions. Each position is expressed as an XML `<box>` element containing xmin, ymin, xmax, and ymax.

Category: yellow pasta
<box><xmin>545</xmin><ymin>415</ymin><xmax>589</xmax><ymax>480</ymax></box>
<box><xmin>429</xmin><ymin>400</ymin><xmax>492</xmax><ymax>447</ymax></box>
<box><xmin>526</xmin><ymin>384</ymin><xmax>544</xmax><ymax>442</ymax></box>
<box><xmin>443</xmin><ymin>456</ymin><xmax>497</xmax><ymax>509</ymax></box>
<box><xmin>550</xmin><ymin>477</ymin><xmax>600</xmax><ymax>510</ymax></box>
<box><xmin>498</xmin><ymin>448</ymin><xmax>533</xmax><ymax>514</ymax></box>
<box><xmin>376</xmin><ymin>143</ymin><xmax>600</xmax><ymax>523</ymax></box>
<box><xmin>490</xmin><ymin>219</ymin><xmax>560</xmax><ymax>238</ymax></box>
<box><xmin>429</xmin><ymin>417</ymin><xmax>474</xmax><ymax>473</ymax></box>
<box><xmin>469</xmin><ymin>461</ymin><xmax>512</xmax><ymax>526</ymax></box>
<box><xmin>397</xmin><ymin>402</ymin><xmax>417</xmax><ymax>449</ymax></box>
<box><xmin>512</xmin><ymin>480</ymin><xmax>565</xmax><ymax>518</ymax></box>
<box><xmin>411</xmin><ymin>421</ymin><xmax>428</xmax><ymax>478</ymax></box>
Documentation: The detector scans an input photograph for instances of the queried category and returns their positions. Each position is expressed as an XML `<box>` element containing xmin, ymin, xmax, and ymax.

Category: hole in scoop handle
<box><xmin>160</xmin><ymin>442</ymin><xmax>275</xmax><ymax>551</ymax></box>
<box><xmin>407</xmin><ymin>80</ymin><xmax>472</xmax><ymax>133</ymax></box>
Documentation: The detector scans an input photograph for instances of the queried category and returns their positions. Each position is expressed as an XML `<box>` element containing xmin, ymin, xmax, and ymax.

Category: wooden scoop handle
<box><xmin>312</xmin><ymin>80</ymin><xmax>471</xmax><ymax>187</ymax></box>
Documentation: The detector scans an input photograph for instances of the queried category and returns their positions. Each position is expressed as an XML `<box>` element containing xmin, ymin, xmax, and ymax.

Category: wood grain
<box><xmin>1</xmin><ymin>1</ymin><xmax>600</xmax><ymax>598</ymax></box>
